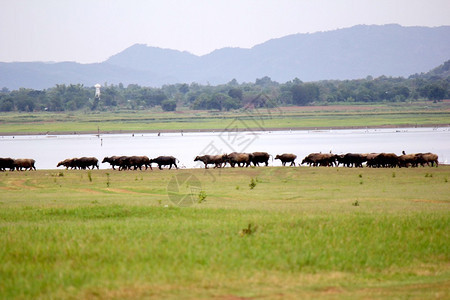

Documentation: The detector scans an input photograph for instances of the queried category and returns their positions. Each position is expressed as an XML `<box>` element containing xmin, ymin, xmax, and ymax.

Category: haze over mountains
<box><xmin>1</xmin><ymin>24</ymin><xmax>449</xmax><ymax>90</ymax></box>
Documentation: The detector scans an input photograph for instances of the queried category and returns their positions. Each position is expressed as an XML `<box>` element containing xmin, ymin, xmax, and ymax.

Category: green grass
<box><xmin>0</xmin><ymin>166</ymin><xmax>449</xmax><ymax>299</ymax></box>
<box><xmin>1</xmin><ymin>102</ymin><xmax>449</xmax><ymax>134</ymax></box>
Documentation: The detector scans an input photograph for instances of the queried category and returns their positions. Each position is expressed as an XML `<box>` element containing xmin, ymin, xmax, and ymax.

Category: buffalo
<box><xmin>366</xmin><ymin>153</ymin><xmax>398</xmax><ymax>168</ymax></box>
<box><xmin>336</xmin><ymin>153</ymin><xmax>365</xmax><ymax>168</ymax></box>
<box><xmin>0</xmin><ymin>158</ymin><xmax>15</xmax><ymax>171</ymax></box>
<box><xmin>116</xmin><ymin>156</ymin><xmax>133</xmax><ymax>170</ymax></box>
<box><xmin>380</xmin><ymin>153</ymin><xmax>399</xmax><ymax>168</ymax></box>
<box><xmin>225</xmin><ymin>152</ymin><xmax>253</xmax><ymax>168</ymax></box>
<box><xmin>150</xmin><ymin>156</ymin><xmax>178</xmax><ymax>170</ymax></box>
<box><xmin>13</xmin><ymin>158</ymin><xmax>36</xmax><ymax>171</ymax></box>
<box><xmin>194</xmin><ymin>154</ymin><xmax>227</xmax><ymax>169</ymax></box>
<box><xmin>251</xmin><ymin>152</ymin><xmax>271</xmax><ymax>167</ymax></box>
<box><xmin>397</xmin><ymin>152</ymin><xmax>438</xmax><ymax>168</ymax></box>
<box><xmin>57</xmin><ymin>158</ymin><xmax>77</xmax><ymax>170</ymax></box>
<box><xmin>102</xmin><ymin>156</ymin><xmax>126</xmax><ymax>170</ymax></box>
<box><xmin>56</xmin><ymin>157</ymin><xmax>98</xmax><ymax>170</ymax></box>
<box><xmin>416</xmin><ymin>152</ymin><xmax>439</xmax><ymax>167</ymax></box>
<box><xmin>301</xmin><ymin>153</ymin><xmax>335</xmax><ymax>167</ymax></box>
<box><xmin>103</xmin><ymin>156</ymin><xmax>151</xmax><ymax>171</ymax></box>
<box><xmin>275</xmin><ymin>153</ymin><xmax>297</xmax><ymax>166</ymax></box>
<box><xmin>74</xmin><ymin>157</ymin><xmax>99</xmax><ymax>170</ymax></box>
<box><xmin>127</xmin><ymin>156</ymin><xmax>152</xmax><ymax>170</ymax></box>
<box><xmin>398</xmin><ymin>152</ymin><xmax>418</xmax><ymax>168</ymax></box>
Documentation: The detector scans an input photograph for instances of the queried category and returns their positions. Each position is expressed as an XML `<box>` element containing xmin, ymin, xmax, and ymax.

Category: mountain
<box><xmin>1</xmin><ymin>24</ymin><xmax>449</xmax><ymax>90</ymax></box>
<box><xmin>414</xmin><ymin>60</ymin><xmax>450</xmax><ymax>79</ymax></box>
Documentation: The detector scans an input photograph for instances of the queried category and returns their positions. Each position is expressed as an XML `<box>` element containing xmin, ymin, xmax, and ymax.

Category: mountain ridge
<box><xmin>1</xmin><ymin>24</ymin><xmax>449</xmax><ymax>90</ymax></box>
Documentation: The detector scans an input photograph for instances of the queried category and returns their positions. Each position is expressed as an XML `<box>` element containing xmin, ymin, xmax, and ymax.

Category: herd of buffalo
<box><xmin>0</xmin><ymin>158</ymin><xmax>36</xmax><ymax>171</ymax></box>
<box><xmin>195</xmin><ymin>151</ymin><xmax>439</xmax><ymax>168</ymax></box>
<box><xmin>0</xmin><ymin>151</ymin><xmax>439</xmax><ymax>171</ymax></box>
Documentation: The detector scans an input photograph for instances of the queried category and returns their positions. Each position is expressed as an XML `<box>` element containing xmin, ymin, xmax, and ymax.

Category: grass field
<box><xmin>1</xmin><ymin>102</ymin><xmax>449</xmax><ymax>134</ymax></box>
<box><xmin>0</xmin><ymin>166</ymin><xmax>449</xmax><ymax>299</ymax></box>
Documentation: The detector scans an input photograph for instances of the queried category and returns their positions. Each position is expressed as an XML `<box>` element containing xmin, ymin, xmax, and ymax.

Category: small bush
<box><xmin>249</xmin><ymin>178</ymin><xmax>257</xmax><ymax>189</ymax></box>
<box><xmin>198</xmin><ymin>190</ymin><xmax>207</xmax><ymax>203</ymax></box>
<box><xmin>239</xmin><ymin>223</ymin><xmax>258</xmax><ymax>237</ymax></box>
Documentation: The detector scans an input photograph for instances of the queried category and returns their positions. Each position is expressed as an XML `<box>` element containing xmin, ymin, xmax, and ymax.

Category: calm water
<box><xmin>1</xmin><ymin>127</ymin><xmax>449</xmax><ymax>169</ymax></box>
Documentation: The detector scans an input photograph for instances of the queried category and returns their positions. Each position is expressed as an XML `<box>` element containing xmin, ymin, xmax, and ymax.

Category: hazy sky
<box><xmin>1</xmin><ymin>0</ymin><xmax>449</xmax><ymax>63</ymax></box>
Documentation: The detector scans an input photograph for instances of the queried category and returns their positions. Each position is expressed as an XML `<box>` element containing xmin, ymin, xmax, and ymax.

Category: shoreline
<box><xmin>1</xmin><ymin>123</ymin><xmax>449</xmax><ymax>137</ymax></box>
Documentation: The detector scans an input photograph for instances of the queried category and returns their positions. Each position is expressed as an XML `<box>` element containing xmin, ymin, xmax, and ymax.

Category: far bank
<box><xmin>0</xmin><ymin>103</ymin><xmax>449</xmax><ymax>136</ymax></box>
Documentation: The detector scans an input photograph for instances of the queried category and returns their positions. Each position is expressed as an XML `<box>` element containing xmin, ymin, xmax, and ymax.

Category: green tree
<box><xmin>222</xmin><ymin>96</ymin><xmax>242</xmax><ymax>111</ymax></box>
<box><xmin>161</xmin><ymin>99</ymin><xmax>177</xmax><ymax>111</ymax></box>
<box><xmin>421</xmin><ymin>84</ymin><xmax>446</xmax><ymax>101</ymax></box>
<box><xmin>102</xmin><ymin>86</ymin><xmax>120</xmax><ymax>107</ymax></box>
<box><xmin>191</xmin><ymin>93</ymin><xmax>222</xmax><ymax>110</ymax></box>
<box><xmin>13</xmin><ymin>89</ymin><xmax>36</xmax><ymax>112</ymax></box>
<box><xmin>0</xmin><ymin>98</ymin><xmax>14</xmax><ymax>111</ymax></box>
<box><xmin>291</xmin><ymin>83</ymin><xmax>319</xmax><ymax>105</ymax></box>
<box><xmin>179</xmin><ymin>83</ymin><xmax>189</xmax><ymax>94</ymax></box>
<box><xmin>255</xmin><ymin>76</ymin><xmax>277</xmax><ymax>88</ymax></box>
<box><xmin>355</xmin><ymin>86</ymin><xmax>375</xmax><ymax>102</ymax></box>
<box><xmin>228</xmin><ymin>88</ymin><xmax>243</xmax><ymax>100</ymax></box>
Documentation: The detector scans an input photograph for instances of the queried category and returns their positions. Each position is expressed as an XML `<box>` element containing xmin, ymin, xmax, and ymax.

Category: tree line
<box><xmin>0</xmin><ymin>61</ymin><xmax>448</xmax><ymax>112</ymax></box>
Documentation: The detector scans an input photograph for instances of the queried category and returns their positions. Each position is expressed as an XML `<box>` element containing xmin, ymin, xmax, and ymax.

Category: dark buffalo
<box><xmin>150</xmin><ymin>156</ymin><xmax>178</xmax><ymax>170</ymax></box>
<box><xmin>275</xmin><ymin>153</ymin><xmax>297</xmax><ymax>166</ymax></box>
<box><xmin>194</xmin><ymin>154</ymin><xmax>226</xmax><ymax>169</ymax></box>
<box><xmin>225</xmin><ymin>152</ymin><xmax>253</xmax><ymax>168</ymax></box>
<box><xmin>251</xmin><ymin>152</ymin><xmax>271</xmax><ymax>167</ymax></box>
<box><xmin>75</xmin><ymin>157</ymin><xmax>99</xmax><ymax>170</ymax></box>
<box><xmin>362</xmin><ymin>153</ymin><xmax>380</xmax><ymax>167</ymax></box>
<box><xmin>0</xmin><ymin>158</ymin><xmax>15</xmax><ymax>171</ymax></box>
<box><xmin>116</xmin><ymin>156</ymin><xmax>133</xmax><ymax>171</ymax></box>
<box><xmin>14</xmin><ymin>158</ymin><xmax>36</xmax><ymax>171</ymax></box>
<box><xmin>127</xmin><ymin>156</ymin><xmax>151</xmax><ymax>170</ymax></box>
<box><xmin>367</xmin><ymin>153</ymin><xmax>398</xmax><ymax>168</ymax></box>
<box><xmin>102</xmin><ymin>156</ymin><xmax>126</xmax><ymax>170</ymax></box>
<box><xmin>380</xmin><ymin>153</ymin><xmax>399</xmax><ymax>168</ymax></box>
<box><xmin>57</xmin><ymin>158</ymin><xmax>77</xmax><ymax>170</ymax></box>
<box><xmin>365</xmin><ymin>154</ymin><xmax>380</xmax><ymax>167</ymax></box>
<box><xmin>107</xmin><ymin>156</ymin><xmax>136</xmax><ymax>171</ymax></box>
<box><xmin>336</xmin><ymin>153</ymin><xmax>365</xmax><ymax>168</ymax></box>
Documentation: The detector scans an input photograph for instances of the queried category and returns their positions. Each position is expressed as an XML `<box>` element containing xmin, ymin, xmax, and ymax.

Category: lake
<box><xmin>1</xmin><ymin>127</ymin><xmax>449</xmax><ymax>170</ymax></box>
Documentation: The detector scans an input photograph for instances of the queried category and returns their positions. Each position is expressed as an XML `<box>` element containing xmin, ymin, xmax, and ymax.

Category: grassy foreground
<box><xmin>0</xmin><ymin>166</ymin><xmax>449</xmax><ymax>299</ymax></box>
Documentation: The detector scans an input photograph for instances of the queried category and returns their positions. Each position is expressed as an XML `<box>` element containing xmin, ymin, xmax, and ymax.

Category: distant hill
<box><xmin>414</xmin><ymin>60</ymin><xmax>450</xmax><ymax>79</ymax></box>
<box><xmin>1</xmin><ymin>24</ymin><xmax>449</xmax><ymax>90</ymax></box>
